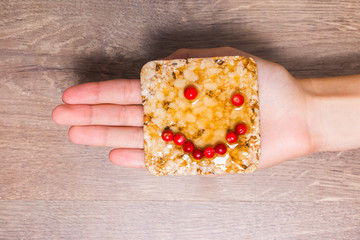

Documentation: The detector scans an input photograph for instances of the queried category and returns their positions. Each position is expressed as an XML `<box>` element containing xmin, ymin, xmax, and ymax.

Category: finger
<box><xmin>163</xmin><ymin>47</ymin><xmax>252</xmax><ymax>60</ymax></box>
<box><xmin>52</xmin><ymin>104</ymin><xmax>143</xmax><ymax>126</ymax></box>
<box><xmin>109</xmin><ymin>148</ymin><xmax>145</xmax><ymax>168</ymax></box>
<box><xmin>62</xmin><ymin>79</ymin><xmax>141</xmax><ymax>105</ymax></box>
<box><xmin>68</xmin><ymin>126</ymin><xmax>143</xmax><ymax>148</ymax></box>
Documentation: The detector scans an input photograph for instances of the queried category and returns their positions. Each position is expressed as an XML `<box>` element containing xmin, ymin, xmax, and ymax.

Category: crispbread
<box><xmin>140</xmin><ymin>56</ymin><xmax>260</xmax><ymax>176</ymax></box>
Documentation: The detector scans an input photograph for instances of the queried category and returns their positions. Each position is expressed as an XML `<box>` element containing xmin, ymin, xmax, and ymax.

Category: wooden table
<box><xmin>1</xmin><ymin>1</ymin><xmax>359</xmax><ymax>239</ymax></box>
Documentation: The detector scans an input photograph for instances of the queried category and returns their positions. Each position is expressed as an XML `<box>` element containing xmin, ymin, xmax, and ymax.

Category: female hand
<box><xmin>52</xmin><ymin>47</ymin><xmax>313</xmax><ymax>169</ymax></box>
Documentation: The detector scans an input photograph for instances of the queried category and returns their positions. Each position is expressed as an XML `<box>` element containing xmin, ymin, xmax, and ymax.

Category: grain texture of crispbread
<box><xmin>140</xmin><ymin>56</ymin><xmax>260</xmax><ymax>176</ymax></box>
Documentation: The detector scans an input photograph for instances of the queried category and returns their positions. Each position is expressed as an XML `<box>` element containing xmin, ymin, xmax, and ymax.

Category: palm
<box><xmin>52</xmin><ymin>47</ymin><xmax>311</xmax><ymax>169</ymax></box>
<box><xmin>254</xmin><ymin>55</ymin><xmax>310</xmax><ymax>167</ymax></box>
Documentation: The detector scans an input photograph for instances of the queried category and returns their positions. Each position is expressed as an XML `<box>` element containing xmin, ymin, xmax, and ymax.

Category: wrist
<box><xmin>304</xmin><ymin>91</ymin><xmax>326</xmax><ymax>153</ymax></box>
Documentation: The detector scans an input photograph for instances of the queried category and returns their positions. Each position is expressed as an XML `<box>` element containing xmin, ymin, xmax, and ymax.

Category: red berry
<box><xmin>231</xmin><ymin>93</ymin><xmax>244</xmax><ymax>106</ymax></box>
<box><xmin>203</xmin><ymin>147</ymin><xmax>215</xmax><ymax>158</ymax></box>
<box><xmin>226</xmin><ymin>132</ymin><xmax>238</xmax><ymax>143</ymax></box>
<box><xmin>161</xmin><ymin>130</ymin><xmax>173</xmax><ymax>142</ymax></box>
<box><xmin>184</xmin><ymin>86</ymin><xmax>197</xmax><ymax>100</ymax></box>
<box><xmin>214</xmin><ymin>143</ymin><xmax>227</xmax><ymax>155</ymax></box>
<box><xmin>183</xmin><ymin>141</ymin><xmax>195</xmax><ymax>153</ymax></box>
<box><xmin>173</xmin><ymin>133</ymin><xmax>186</xmax><ymax>145</ymax></box>
<box><xmin>235</xmin><ymin>123</ymin><xmax>247</xmax><ymax>135</ymax></box>
<box><xmin>192</xmin><ymin>149</ymin><xmax>203</xmax><ymax>160</ymax></box>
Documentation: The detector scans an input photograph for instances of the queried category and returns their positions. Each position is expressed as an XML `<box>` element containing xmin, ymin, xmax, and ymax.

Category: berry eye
<box><xmin>184</xmin><ymin>86</ymin><xmax>197</xmax><ymax>100</ymax></box>
<box><xmin>231</xmin><ymin>93</ymin><xmax>244</xmax><ymax>106</ymax></box>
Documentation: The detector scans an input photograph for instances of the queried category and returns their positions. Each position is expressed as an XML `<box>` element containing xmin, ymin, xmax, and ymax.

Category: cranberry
<box><xmin>184</xmin><ymin>86</ymin><xmax>197</xmax><ymax>100</ymax></box>
<box><xmin>235</xmin><ymin>123</ymin><xmax>247</xmax><ymax>135</ymax></box>
<box><xmin>226</xmin><ymin>132</ymin><xmax>238</xmax><ymax>143</ymax></box>
<box><xmin>173</xmin><ymin>133</ymin><xmax>186</xmax><ymax>145</ymax></box>
<box><xmin>192</xmin><ymin>149</ymin><xmax>203</xmax><ymax>160</ymax></box>
<box><xmin>203</xmin><ymin>147</ymin><xmax>215</xmax><ymax>158</ymax></box>
<box><xmin>161</xmin><ymin>130</ymin><xmax>173</xmax><ymax>142</ymax></box>
<box><xmin>214</xmin><ymin>143</ymin><xmax>227</xmax><ymax>155</ymax></box>
<box><xmin>183</xmin><ymin>141</ymin><xmax>195</xmax><ymax>153</ymax></box>
<box><xmin>231</xmin><ymin>93</ymin><xmax>244</xmax><ymax>106</ymax></box>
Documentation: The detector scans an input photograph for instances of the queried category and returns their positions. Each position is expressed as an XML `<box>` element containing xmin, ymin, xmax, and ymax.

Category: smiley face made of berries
<box><xmin>161</xmin><ymin>86</ymin><xmax>248</xmax><ymax>160</ymax></box>
<box><xmin>141</xmin><ymin>56</ymin><xmax>260</xmax><ymax>176</ymax></box>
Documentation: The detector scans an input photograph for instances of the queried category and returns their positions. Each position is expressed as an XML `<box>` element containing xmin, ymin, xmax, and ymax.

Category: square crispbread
<box><xmin>140</xmin><ymin>56</ymin><xmax>260</xmax><ymax>176</ymax></box>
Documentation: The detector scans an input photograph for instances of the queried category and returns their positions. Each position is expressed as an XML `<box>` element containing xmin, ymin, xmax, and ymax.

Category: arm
<box><xmin>302</xmin><ymin>75</ymin><xmax>360</xmax><ymax>152</ymax></box>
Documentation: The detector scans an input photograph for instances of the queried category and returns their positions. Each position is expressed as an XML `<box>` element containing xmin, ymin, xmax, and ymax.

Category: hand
<box><xmin>52</xmin><ymin>47</ymin><xmax>313</xmax><ymax>169</ymax></box>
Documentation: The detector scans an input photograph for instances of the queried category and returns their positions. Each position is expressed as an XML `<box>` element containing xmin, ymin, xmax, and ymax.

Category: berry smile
<box><xmin>161</xmin><ymin>86</ymin><xmax>248</xmax><ymax>160</ymax></box>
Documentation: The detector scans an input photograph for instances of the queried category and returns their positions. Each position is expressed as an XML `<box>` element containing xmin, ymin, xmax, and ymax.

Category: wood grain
<box><xmin>0</xmin><ymin>0</ymin><xmax>359</xmax><ymax>239</ymax></box>
<box><xmin>0</xmin><ymin>201</ymin><xmax>359</xmax><ymax>240</ymax></box>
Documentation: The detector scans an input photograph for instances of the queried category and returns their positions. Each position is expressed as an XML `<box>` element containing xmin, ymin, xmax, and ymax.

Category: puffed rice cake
<box><xmin>140</xmin><ymin>56</ymin><xmax>260</xmax><ymax>176</ymax></box>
